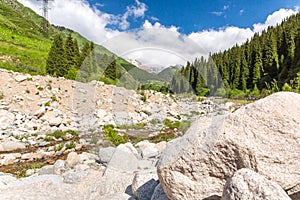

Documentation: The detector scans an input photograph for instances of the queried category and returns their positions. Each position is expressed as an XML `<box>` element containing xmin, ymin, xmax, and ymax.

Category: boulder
<box><xmin>97</xmin><ymin>193</ymin><xmax>132</xmax><ymax>200</ymax></box>
<box><xmin>99</xmin><ymin>146</ymin><xmax>116</xmax><ymax>163</ymax></box>
<box><xmin>0</xmin><ymin>110</ymin><xmax>15</xmax><ymax>130</ymax></box>
<box><xmin>65</xmin><ymin>152</ymin><xmax>80</xmax><ymax>168</ymax></box>
<box><xmin>132</xmin><ymin>171</ymin><xmax>159</xmax><ymax>200</ymax></box>
<box><xmin>34</xmin><ymin>107</ymin><xmax>46</xmax><ymax>118</ymax></box>
<box><xmin>157</xmin><ymin>92</ymin><xmax>300</xmax><ymax>200</ymax></box>
<box><xmin>88</xmin><ymin>169</ymin><xmax>135</xmax><ymax>198</ymax></box>
<box><xmin>107</xmin><ymin>143</ymin><xmax>138</xmax><ymax>173</ymax></box>
<box><xmin>0</xmin><ymin>173</ymin><xmax>17</xmax><ymax>187</ymax></box>
<box><xmin>222</xmin><ymin>168</ymin><xmax>291</xmax><ymax>200</ymax></box>
<box><xmin>49</xmin><ymin>117</ymin><xmax>63</xmax><ymax>127</ymax></box>
<box><xmin>15</xmin><ymin>74</ymin><xmax>30</xmax><ymax>82</ymax></box>
<box><xmin>151</xmin><ymin>184</ymin><xmax>169</xmax><ymax>200</ymax></box>
<box><xmin>0</xmin><ymin>140</ymin><xmax>26</xmax><ymax>152</ymax></box>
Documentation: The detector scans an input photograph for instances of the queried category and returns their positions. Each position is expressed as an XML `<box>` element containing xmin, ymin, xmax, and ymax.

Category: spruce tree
<box><xmin>46</xmin><ymin>34</ymin><xmax>66</xmax><ymax>77</ymax></box>
<box><xmin>64</xmin><ymin>34</ymin><xmax>78</xmax><ymax>75</ymax></box>
<box><xmin>104</xmin><ymin>58</ymin><xmax>117</xmax><ymax>80</ymax></box>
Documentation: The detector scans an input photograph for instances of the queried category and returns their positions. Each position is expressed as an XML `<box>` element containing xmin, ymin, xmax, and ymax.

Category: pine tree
<box><xmin>64</xmin><ymin>34</ymin><xmax>78</xmax><ymax>75</ymax></box>
<box><xmin>46</xmin><ymin>34</ymin><xmax>66</xmax><ymax>77</ymax></box>
<box><xmin>104</xmin><ymin>58</ymin><xmax>117</xmax><ymax>80</ymax></box>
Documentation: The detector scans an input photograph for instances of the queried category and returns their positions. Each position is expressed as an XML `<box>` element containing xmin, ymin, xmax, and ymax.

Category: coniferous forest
<box><xmin>46</xmin><ymin>33</ymin><xmax>118</xmax><ymax>82</ymax></box>
<box><xmin>171</xmin><ymin>13</ymin><xmax>300</xmax><ymax>97</ymax></box>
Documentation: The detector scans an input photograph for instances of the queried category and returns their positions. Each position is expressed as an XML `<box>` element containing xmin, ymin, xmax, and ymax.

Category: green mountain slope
<box><xmin>170</xmin><ymin>13</ymin><xmax>300</xmax><ymax>97</ymax></box>
<box><xmin>0</xmin><ymin>0</ymin><xmax>162</xmax><ymax>87</ymax></box>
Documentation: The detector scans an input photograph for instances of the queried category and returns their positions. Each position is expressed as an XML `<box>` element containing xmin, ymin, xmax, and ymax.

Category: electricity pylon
<box><xmin>37</xmin><ymin>0</ymin><xmax>54</xmax><ymax>31</ymax></box>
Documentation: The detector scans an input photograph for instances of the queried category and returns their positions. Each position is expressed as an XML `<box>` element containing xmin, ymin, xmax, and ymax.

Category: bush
<box><xmin>65</xmin><ymin>141</ymin><xmax>75</xmax><ymax>149</ymax></box>
<box><xmin>0</xmin><ymin>91</ymin><xmax>3</xmax><ymax>100</ymax></box>
<box><xmin>164</xmin><ymin>119</ymin><xmax>180</xmax><ymax>129</ymax></box>
<box><xmin>103</xmin><ymin>125</ymin><xmax>129</xmax><ymax>146</ymax></box>
<box><xmin>282</xmin><ymin>83</ymin><xmax>291</xmax><ymax>91</ymax></box>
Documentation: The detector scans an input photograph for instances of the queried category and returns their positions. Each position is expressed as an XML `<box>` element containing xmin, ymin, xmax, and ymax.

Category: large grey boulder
<box><xmin>222</xmin><ymin>168</ymin><xmax>291</xmax><ymax>200</ymax></box>
<box><xmin>157</xmin><ymin>92</ymin><xmax>300</xmax><ymax>200</ymax></box>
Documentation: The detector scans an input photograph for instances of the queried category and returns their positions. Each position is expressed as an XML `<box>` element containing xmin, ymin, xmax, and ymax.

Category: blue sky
<box><xmin>89</xmin><ymin>0</ymin><xmax>300</xmax><ymax>33</ymax></box>
<box><xmin>18</xmin><ymin>0</ymin><xmax>300</xmax><ymax>67</ymax></box>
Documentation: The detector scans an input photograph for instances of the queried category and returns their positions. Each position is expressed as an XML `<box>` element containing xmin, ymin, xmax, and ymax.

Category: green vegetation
<box><xmin>164</xmin><ymin>119</ymin><xmax>181</xmax><ymax>129</ymax></box>
<box><xmin>65</xmin><ymin>141</ymin><xmax>76</xmax><ymax>149</ymax></box>
<box><xmin>171</xmin><ymin>13</ymin><xmax>300</xmax><ymax>98</ymax></box>
<box><xmin>103</xmin><ymin>125</ymin><xmax>130</xmax><ymax>146</ymax></box>
<box><xmin>0</xmin><ymin>91</ymin><xmax>3</xmax><ymax>99</ymax></box>
<box><xmin>46</xmin><ymin>130</ymin><xmax>79</xmax><ymax>140</ymax></box>
<box><xmin>90</xmin><ymin>136</ymin><xmax>99</xmax><ymax>145</ymax></box>
<box><xmin>54</xmin><ymin>143</ymin><xmax>64</xmax><ymax>151</ymax></box>
<box><xmin>0</xmin><ymin>0</ymin><xmax>161</xmax><ymax>89</ymax></box>
<box><xmin>117</xmin><ymin>122</ymin><xmax>147</xmax><ymax>130</ymax></box>
<box><xmin>14</xmin><ymin>162</ymin><xmax>45</xmax><ymax>178</ymax></box>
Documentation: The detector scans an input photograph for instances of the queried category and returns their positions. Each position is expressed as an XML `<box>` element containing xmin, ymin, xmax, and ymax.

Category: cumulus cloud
<box><xmin>18</xmin><ymin>0</ymin><xmax>119</xmax><ymax>43</ymax></box>
<box><xmin>103</xmin><ymin>20</ymin><xmax>205</xmax><ymax>67</ymax></box>
<box><xmin>17</xmin><ymin>0</ymin><xmax>299</xmax><ymax>68</ymax></box>
<box><xmin>188</xmin><ymin>8</ymin><xmax>298</xmax><ymax>54</ymax></box>
<box><xmin>188</xmin><ymin>27</ymin><xmax>254</xmax><ymax>53</ymax></box>
<box><xmin>119</xmin><ymin>0</ymin><xmax>147</xmax><ymax>30</ymax></box>
<box><xmin>253</xmin><ymin>8</ymin><xmax>299</xmax><ymax>32</ymax></box>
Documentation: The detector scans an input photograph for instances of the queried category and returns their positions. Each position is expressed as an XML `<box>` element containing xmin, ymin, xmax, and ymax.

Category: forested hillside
<box><xmin>171</xmin><ymin>13</ymin><xmax>300</xmax><ymax>97</ymax></box>
<box><xmin>0</xmin><ymin>0</ymin><xmax>162</xmax><ymax>88</ymax></box>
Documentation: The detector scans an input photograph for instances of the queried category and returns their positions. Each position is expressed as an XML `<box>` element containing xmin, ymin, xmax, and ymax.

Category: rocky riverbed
<box><xmin>1</xmin><ymin>69</ymin><xmax>298</xmax><ymax>200</ymax></box>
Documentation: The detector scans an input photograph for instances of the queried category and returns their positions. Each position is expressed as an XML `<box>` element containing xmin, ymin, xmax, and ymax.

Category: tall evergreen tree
<box><xmin>64</xmin><ymin>34</ymin><xmax>78</xmax><ymax>75</ymax></box>
<box><xmin>104</xmin><ymin>58</ymin><xmax>117</xmax><ymax>80</ymax></box>
<box><xmin>46</xmin><ymin>34</ymin><xmax>66</xmax><ymax>77</ymax></box>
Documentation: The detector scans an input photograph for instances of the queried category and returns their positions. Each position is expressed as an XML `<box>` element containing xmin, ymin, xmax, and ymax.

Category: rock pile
<box><xmin>0</xmin><ymin>69</ymin><xmax>213</xmax><ymax>135</ymax></box>
<box><xmin>0</xmin><ymin>141</ymin><xmax>168</xmax><ymax>200</ymax></box>
<box><xmin>157</xmin><ymin>92</ymin><xmax>300</xmax><ymax>200</ymax></box>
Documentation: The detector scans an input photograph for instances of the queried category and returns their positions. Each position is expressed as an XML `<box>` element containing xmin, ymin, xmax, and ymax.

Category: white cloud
<box><xmin>103</xmin><ymin>20</ymin><xmax>205</xmax><ymax>67</ymax></box>
<box><xmin>150</xmin><ymin>16</ymin><xmax>159</xmax><ymax>21</ymax></box>
<box><xmin>223</xmin><ymin>5</ymin><xmax>229</xmax><ymax>10</ymax></box>
<box><xmin>253</xmin><ymin>8</ymin><xmax>298</xmax><ymax>32</ymax></box>
<box><xmin>18</xmin><ymin>0</ymin><xmax>119</xmax><ymax>43</ymax></box>
<box><xmin>119</xmin><ymin>0</ymin><xmax>147</xmax><ymax>30</ymax></box>
<box><xmin>17</xmin><ymin>0</ymin><xmax>299</xmax><ymax>68</ymax></box>
<box><xmin>188</xmin><ymin>27</ymin><xmax>254</xmax><ymax>53</ymax></box>
<box><xmin>239</xmin><ymin>9</ymin><xmax>244</xmax><ymax>15</ymax></box>
<box><xmin>211</xmin><ymin>11</ymin><xmax>223</xmax><ymax>16</ymax></box>
<box><xmin>189</xmin><ymin>8</ymin><xmax>298</xmax><ymax>54</ymax></box>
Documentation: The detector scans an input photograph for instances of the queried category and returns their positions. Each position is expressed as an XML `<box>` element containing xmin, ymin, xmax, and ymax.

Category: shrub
<box><xmin>65</xmin><ymin>141</ymin><xmax>75</xmax><ymax>149</ymax></box>
<box><xmin>0</xmin><ymin>91</ymin><xmax>4</xmax><ymax>100</ymax></box>
<box><xmin>103</xmin><ymin>125</ymin><xmax>129</xmax><ymax>146</ymax></box>
<box><xmin>164</xmin><ymin>119</ymin><xmax>180</xmax><ymax>129</ymax></box>
<box><xmin>282</xmin><ymin>83</ymin><xmax>291</xmax><ymax>91</ymax></box>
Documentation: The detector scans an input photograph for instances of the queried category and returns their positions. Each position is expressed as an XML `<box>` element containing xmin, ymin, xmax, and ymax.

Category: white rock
<box><xmin>15</xmin><ymin>74</ymin><xmax>30</xmax><ymax>82</ymax></box>
<box><xmin>34</xmin><ymin>107</ymin><xmax>46</xmax><ymax>118</ymax></box>
<box><xmin>0</xmin><ymin>140</ymin><xmax>26</xmax><ymax>152</ymax></box>
<box><xmin>49</xmin><ymin>117</ymin><xmax>62</xmax><ymax>127</ymax></box>
<box><xmin>158</xmin><ymin>92</ymin><xmax>300</xmax><ymax>200</ymax></box>
<box><xmin>65</xmin><ymin>152</ymin><xmax>80</xmax><ymax>168</ymax></box>
<box><xmin>222</xmin><ymin>168</ymin><xmax>291</xmax><ymax>200</ymax></box>
<box><xmin>0</xmin><ymin>110</ymin><xmax>15</xmax><ymax>130</ymax></box>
